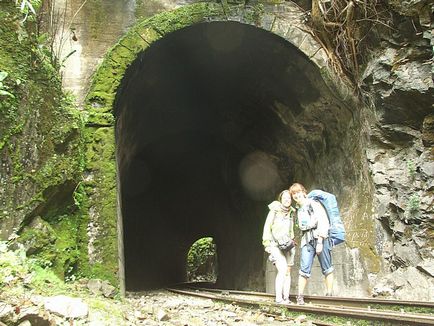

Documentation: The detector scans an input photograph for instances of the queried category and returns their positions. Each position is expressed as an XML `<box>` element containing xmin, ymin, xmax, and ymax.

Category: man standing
<box><xmin>289</xmin><ymin>183</ymin><xmax>334</xmax><ymax>305</ymax></box>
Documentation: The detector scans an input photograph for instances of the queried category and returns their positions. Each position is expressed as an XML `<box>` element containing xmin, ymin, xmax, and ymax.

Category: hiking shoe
<box><xmin>296</xmin><ymin>295</ymin><xmax>305</xmax><ymax>305</ymax></box>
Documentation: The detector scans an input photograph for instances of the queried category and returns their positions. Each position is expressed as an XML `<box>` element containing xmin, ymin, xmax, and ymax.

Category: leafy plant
<box><xmin>0</xmin><ymin>240</ymin><xmax>67</xmax><ymax>295</ymax></box>
<box><xmin>0</xmin><ymin>242</ymin><xmax>29</xmax><ymax>287</ymax></box>
<box><xmin>73</xmin><ymin>182</ymin><xmax>85</xmax><ymax>208</ymax></box>
<box><xmin>408</xmin><ymin>194</ymin><xmax>420</xmax><ymax>213</ymax></box>
<box><xmin>0</xmin><ymin>71</ymin><xmax>15</xmax><ymax>98</ymax></box>
<box><xmin>40</xmin><ymin>0</ymin><xmax>88</xmax><ymax>70</ymax></box>
<box><xmin>15</xmin><ymin>0</ymin><xmax>37</xmax><ymax>22</ymax></box>
<box><xmin>407</xmin><ymin>160</ymin><xmax>416</xmax><ymax>179</ymax></box>
<box><xmin>17</xmin><ymin>0</ymin><xmax>36</xmax><ymax>14</ymax></box>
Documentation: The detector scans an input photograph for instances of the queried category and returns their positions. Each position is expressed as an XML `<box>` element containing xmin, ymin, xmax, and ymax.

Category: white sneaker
<box><xmin>276</xmin><ymin>299</ymin><xmax>292</xmax><ymax>305</ymax></box>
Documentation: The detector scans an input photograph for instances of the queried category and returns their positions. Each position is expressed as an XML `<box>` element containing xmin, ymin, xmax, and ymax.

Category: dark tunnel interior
<box><xmin>114</xmin><ymin>21</ymin><xmax>329</xmax><ymax>291</ymax></box>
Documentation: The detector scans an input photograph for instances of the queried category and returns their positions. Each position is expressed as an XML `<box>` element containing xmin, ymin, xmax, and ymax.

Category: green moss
<box><xmin>86</xmin><ymin>297</ymin><xmax>126</xmax><ymax>324</ymax></box>
<box><xmin>258</xmin><ymin>304</ymin><xmax>376</xmax><ymax>325</ymax></box>
<box><xmin>17</xmin><ymin>213</ymin><xmax>83</xmax><ymax>281</ymax></box>
<box><xmin>17</xmin><ymin>218</ymin><xmax>56</xmax><ymax>252</ymax></box>
<box><xmin>259</xmin><ymin>0</ymin><xmax>284</xmax><ymax>3</ymax></box>
<box><xmin>76</xmin><ymin>126</ymin><xmax>118</xmax><ymax>285</ymax></box>
<box><xmin>0</xmin><ymin>241</ymin><xmax>68</xmax><ymax>296</ymax></box>
<box><xmin>369</xmin><ymin>304</ymin><xmax>434</xmax><ymax>315</ymax></box>
<box><xmin>0</xmin><ymin>6</ymin><xmax>31</xmax><ymax>152</ymax></box>
<box><xmin>51</xmin><ymin>216</ymin><xmax>82</xmax><ymax>276</ymax></box>
<box><xmin>1</xmin><ymin>242</ymin><xmax>128</xmax><ymax>323</ymax></box>
<box><xmin>30</xmin><ymin>266</ymin><xmax>68</xmax><ymax>295</ymax></box>
<box><xmin>243</xmin><ymin>4</ymin><xmax>264</xmax><ymax>25</ymax></box>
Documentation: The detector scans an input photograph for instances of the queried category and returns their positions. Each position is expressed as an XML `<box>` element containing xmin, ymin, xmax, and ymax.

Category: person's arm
<box><xmin>313</xmin><ymin>201</ymin><xmax>329</xmax><ymax>254</ymax></box>
<box><xmin>262</xmin><ymin>210</ymin><xmax>275</xmax><ymax>252</ymax></box>
<box><xmin>289</xmin><ymin>209</ymin><xmax>296</xmax><ymax>239</ymax></box>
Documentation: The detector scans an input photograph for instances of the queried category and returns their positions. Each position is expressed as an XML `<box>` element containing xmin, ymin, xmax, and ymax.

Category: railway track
<box><xmin>167</xmin><ymin>284</ymin><xmax>434</xmax><ymax>325</ymax></box>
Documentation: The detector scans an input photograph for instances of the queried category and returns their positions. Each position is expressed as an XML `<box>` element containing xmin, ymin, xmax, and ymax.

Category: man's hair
<box><xmin>289</xmin><ymin>183</ymin><xmax>307</xmax><ymax>196</ymax></box>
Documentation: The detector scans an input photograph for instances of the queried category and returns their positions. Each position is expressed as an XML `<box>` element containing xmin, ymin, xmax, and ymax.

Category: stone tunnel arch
<box><xmin>85</xmin><ymin>2</ymin><xmax>374</xmax><ymax>294</ymax></box>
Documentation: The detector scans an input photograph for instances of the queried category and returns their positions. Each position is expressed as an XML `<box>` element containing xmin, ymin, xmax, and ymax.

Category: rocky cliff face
<box><xmin>360</xmin><ymin>1</ymin><xmax>434</xmax><ymax>299</ymax></box>
<box><xmin>0</xmin><ymin>1</ymin><xmax>86</xmax><ymax>279</ymax></box>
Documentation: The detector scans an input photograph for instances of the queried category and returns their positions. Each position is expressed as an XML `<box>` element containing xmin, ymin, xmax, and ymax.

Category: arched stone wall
<box><xmin>83</xmin><ymin>2</ymin><xmax>377</xmax><ymax>294</ymax></box>
<box><xmin>86</xmin><ymin>2</ymin><xmax>349</xmax><ymax>121</ymax></box>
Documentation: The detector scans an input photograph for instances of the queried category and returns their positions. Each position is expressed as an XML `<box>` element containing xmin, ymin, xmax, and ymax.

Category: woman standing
<box><xmin>262</xmin><ymin>190</ymin><xmax>296</xmax><ymax>304</ymax></box>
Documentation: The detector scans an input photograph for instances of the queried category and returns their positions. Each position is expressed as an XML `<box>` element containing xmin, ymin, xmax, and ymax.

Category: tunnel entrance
<box><xmin>114</xmin><ymin>21</ymin><xmax>352</xmax><ymax>291</ymax></box>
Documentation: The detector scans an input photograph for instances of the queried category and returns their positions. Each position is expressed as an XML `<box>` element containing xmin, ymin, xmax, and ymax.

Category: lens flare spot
<box><xmin>239</xmin><ymin>151</ymin><xmax>281</xmax><ymax>200</ymax></box>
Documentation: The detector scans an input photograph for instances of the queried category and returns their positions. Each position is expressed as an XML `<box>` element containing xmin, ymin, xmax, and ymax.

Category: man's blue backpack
<box><xmin>307</xmin><ymin>189</ymin><xmax>346</xmax><ymax>246</ymax></box>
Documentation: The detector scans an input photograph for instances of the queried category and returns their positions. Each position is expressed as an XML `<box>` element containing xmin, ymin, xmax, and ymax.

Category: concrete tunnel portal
<box><xmin>113</xmin><ymin>21</ymin><xmax>352</xmax><ymax>291</ymax></box>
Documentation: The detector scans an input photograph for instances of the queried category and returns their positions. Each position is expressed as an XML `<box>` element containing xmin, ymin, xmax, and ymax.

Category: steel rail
<box><xmin>167</xmin><ymin>286</ymin><xmax>434</xmax><ymax>325</ymax></box>
<box><xmin>183</xmin><ymin>284</ymin><xmax>434</xmax><ymax>309</ymax></box>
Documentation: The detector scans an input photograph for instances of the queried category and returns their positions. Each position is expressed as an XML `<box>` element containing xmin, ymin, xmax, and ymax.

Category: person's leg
<box><xmin>283</xmin><ymin>266</ymin><xmax>291</xmax><ymax>300</ymax></box>
<box><xmin>325</xmin><ymin>272</ymin><xmax>334</xmax><ymax>295</ymax></box>
<box><xmin>296</xmin><ymin>275</ymin><xmax>308</xmax><ymax>305</ymax></box>
<box><xmin>283</xmin><ymin>247</ymin><xmax>295</xmax><ymax>301</ymax></box>
<box><xmin>297</xmin><ymin>243</ymin><xmax>315</xmax><ymax>304</ymax></box>
<box><xmin>317</xmin><ymin>238</ymin><xmax>334</xmax><ymax>295</ymax></box>
<box><xmin>269</xmin><ymin>247</ymin><xmax>287</xmax><ymax>302</ymax></box>
<box><xmin>298</xmin><ymin>274</ymin><xmax>307</xmax><ymax>295</ymax></box>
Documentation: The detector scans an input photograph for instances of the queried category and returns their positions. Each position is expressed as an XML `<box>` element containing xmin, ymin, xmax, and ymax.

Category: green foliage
<box><xmin>0</xmin><ymin>71</ymin><xmax>15</xmax><ymax>98</ymax></box>
<box><xmin>0</xmin><ymin>242</ymin><xmax>28</xmax><ymax>287</ymax></box>
<box><xmin>73</xmin><ymin>182</ymin><xmax>86</xmax><ymax>208</ymax></box>
<box><xmin>1</xmin><ymin>0</ymin><xmax>116</xmax><ymax>289</ymax></box>
<box><xmin>88</xmin><ymin>298</ymin><xmax>124</xmax><ymax>319</ymax></box>
<box><xmin>30</xmin><ymin>265</ymin><xmax>68</xmax><ymax>295</ymax></box>
<box><xmin>15</xmin><ymin>0</ymin><xmax>42</xmax><ymax>22</ymax></box>
<box><xmin>187</xmin><ymin>237</ymin><xmax>217</xmax><ymax>280</ymax></box>
<box><xmin>0</xmin><ymin>241</ymin><xmax>66</xmax><ymax>295</ymax></box>
<box><xmin>263</xmin><ymin>304</ymin><xmax>375</xmax><ymax>325</ymax></box>
<box><xmin>0</xmin><ymin>241</ymin><xmax>126</xmax><ymax>324</ymax></box>
<box><xmin>407</xmin><ymin>160</ymin><xmax>416</xmax><ymax>179</ymax></box>
<box><xmin>408</xmin><ymin>194</ymin><xmax>420</xmax><ymax>213</ymax></box>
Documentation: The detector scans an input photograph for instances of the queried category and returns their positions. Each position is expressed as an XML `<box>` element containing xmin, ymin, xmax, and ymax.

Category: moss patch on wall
<box><xmin>79</xmin><ymin>126</ymin><xmax>119</xmax><ymax>285</ymax></box>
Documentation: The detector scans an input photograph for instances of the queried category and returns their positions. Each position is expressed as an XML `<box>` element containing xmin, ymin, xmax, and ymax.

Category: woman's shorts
<box><xmin>269</xmin><ymin>246</ymin><xmax>296</xmax><ymax>267</ymax></box>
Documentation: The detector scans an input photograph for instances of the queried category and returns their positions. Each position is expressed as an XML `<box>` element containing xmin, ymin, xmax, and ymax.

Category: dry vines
<box><xmin>310</xmin><ymin>0</ymin><xmax>392</xmax><ymax>85</ymax></box>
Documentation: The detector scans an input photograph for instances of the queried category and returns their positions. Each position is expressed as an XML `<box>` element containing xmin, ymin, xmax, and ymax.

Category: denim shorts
<box><xmin>299</xmin><ymin>238</ymin><xmax>334</xmax><ymax>278</ymax></box>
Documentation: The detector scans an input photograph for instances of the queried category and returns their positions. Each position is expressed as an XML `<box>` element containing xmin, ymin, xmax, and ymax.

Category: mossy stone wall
<box><xmin>0</xmin><ymin>1</ymin><xmax>86</xmax><ymax>280</ymax></box>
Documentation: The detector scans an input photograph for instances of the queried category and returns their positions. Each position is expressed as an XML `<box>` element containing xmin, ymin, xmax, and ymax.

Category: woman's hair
<box><xmin>289</xmin><ymin>183</ymin><xmax>307</xmax><ymax>196</ymax></box>
<box><xmin>278</xmin><ymin>189</ymin><xmax>290</xmax><ymax>202</ymax></box>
